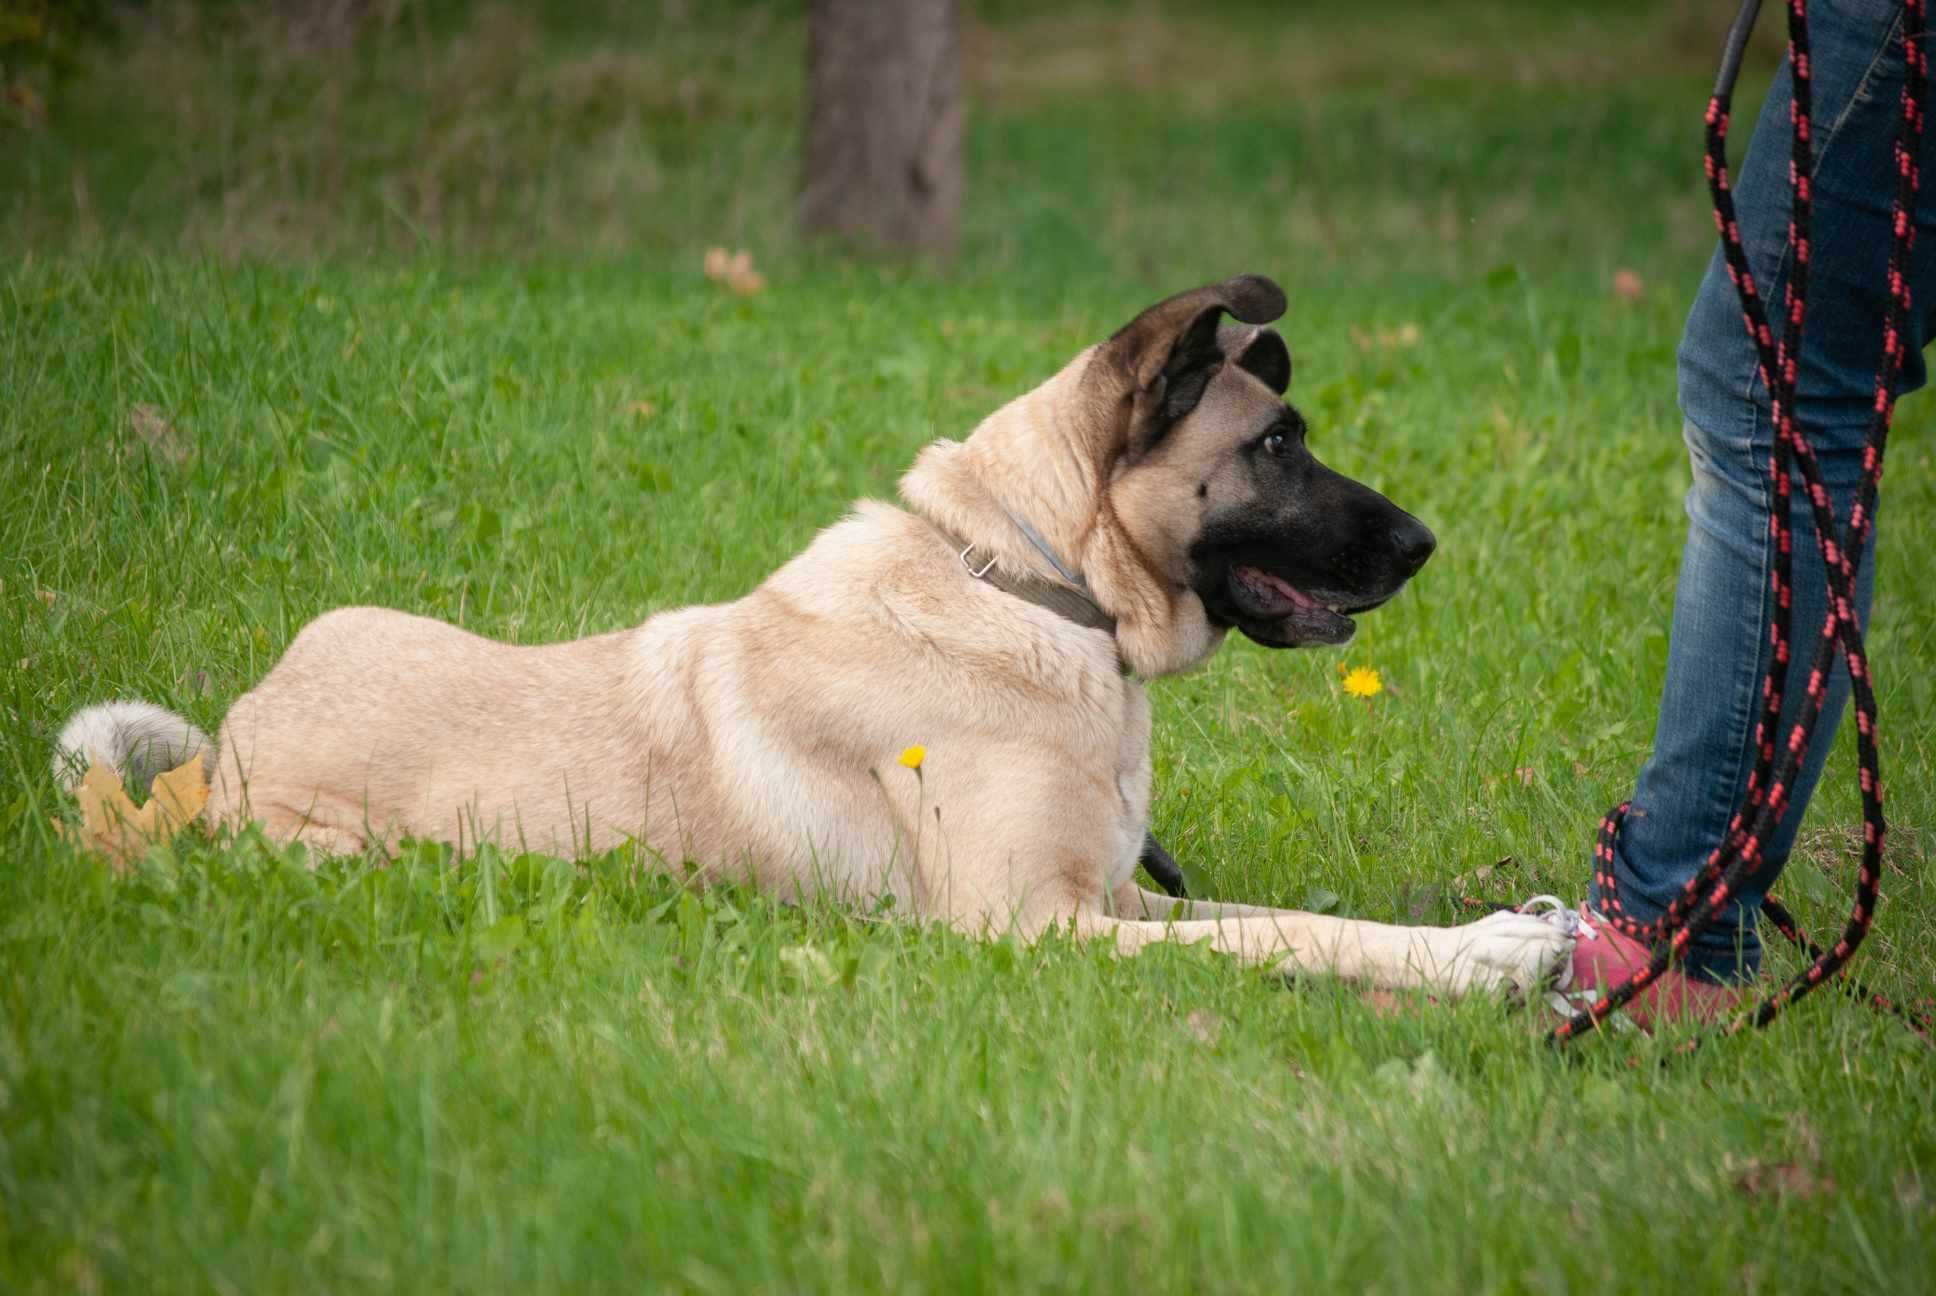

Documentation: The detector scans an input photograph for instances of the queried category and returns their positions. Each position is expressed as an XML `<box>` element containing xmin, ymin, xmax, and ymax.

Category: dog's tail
<box><xmin>52</xmin><ymin>700</ymin><xmax>214</xmax><ymax>793</ymax></box>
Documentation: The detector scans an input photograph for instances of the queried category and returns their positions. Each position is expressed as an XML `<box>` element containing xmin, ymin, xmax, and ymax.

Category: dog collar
<box><xmin>945</xmin><ymin>512</ymin><xmax>1117</xmax><ymax>637</ymax></box>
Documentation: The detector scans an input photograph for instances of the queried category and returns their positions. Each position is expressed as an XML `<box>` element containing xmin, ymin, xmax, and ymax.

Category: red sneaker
<box><xmin>1528</xmin><ymin>899</ymin><xmax>1744</xmax><ymax>1032</ymax></box>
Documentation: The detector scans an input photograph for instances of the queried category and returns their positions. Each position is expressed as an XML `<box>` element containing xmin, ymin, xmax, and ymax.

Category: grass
<box><xmin>3</xmin><ymin>1</ymin><xmax>1936</xmax><ymax>1290</ymax></box>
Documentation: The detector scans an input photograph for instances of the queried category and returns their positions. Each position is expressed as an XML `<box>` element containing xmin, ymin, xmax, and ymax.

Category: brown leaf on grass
<box><xmin>6</xmin><ymin>82</ymin><xmax>47</xmax><ymax>128</ymax></box>
<box><xmin>1451</xmin><ymin>856</ymin><xmax>1517</xmax><ymax>893</ymax></box>
<box><xmin>129</xmin><ymin>404</ymin><xmax>190</xmax><ymax>465</ymax></box>
<box><xmin>1361</xmin><ymin>989</ymin><xmax>1441</xmax><ymax>1019</ymax></box>
<box><xmin>1348</xmin><ymin>322</ymin><xmax>1422</xmax><ymax>352</ymax></box>
<box><xmin>1896</xmin><ymin>1173</ymin><xmax>1928</xmax><ymax>1213</ymax></box>
<box><xmin>1029</xmin><ymin>1188</ymin><xmax>1072</xmax><ymax>1223</ymax></box>
<box><xmin>1612</xmin><ymin>268</ymin><xmax>1646</xmax><ymax>302</ymax></box>
<box><xmin>1733</xmin><ymin>1158</ymin><xmax>1836</xmax><ymax>1201</ymax></box>
<box><xmin>53</xmin><ymin>755</ymin><xmax>209</xmax><ymax>873</ymax></box>
<box><xmin>702</xmin><ymin>246</ymin><xmax>765</xmax><ymax>296</ymax></box>
<box><xmin>1732</xmin><ymin>1119</ymin><xmax>1836</xmax><ymax>1201</ymax></box>
<box><xmin>1185</xmin><ymin>1008</ymin><xmax>1221</xmax><ymax>1047</ymax></box>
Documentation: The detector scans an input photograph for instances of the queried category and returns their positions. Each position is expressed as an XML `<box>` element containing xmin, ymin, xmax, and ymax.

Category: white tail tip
<box><xmin>53</xmin><ymin>700</ymin><xmax>213</xmax><ymax>793</ymax></box>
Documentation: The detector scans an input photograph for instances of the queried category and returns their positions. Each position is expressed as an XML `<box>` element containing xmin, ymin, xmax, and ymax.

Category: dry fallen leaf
<box><xmin>703</xmin><ymin>246</ymin><xmax>765</xmax><ymax>296</ymax></box>
<box><xmin>1896</xmin><ymin>1173</ymin><xmax>1927</xmax><ymax>1213</ymax></box>
<box><xmin>1733</xmin><ymin>1157</ymin><xmax>1836</xmax><ymax>1201</ymax></box>
<box><xmin>1613</xmin><ymin>268</ymin><xmax>1646</xmax><ymax>302</ymax></box>
<box><xmin>1360</xmin><ymin>989</ymin><xmax>1441</xmax><ymax>1019</ymax></box>
<box><xmin>1349</xmin><ymin>322</ymin><xmax>1421</xmax><ymax>352</ymax></box>
<box><xmin>129</xmin><ymin>404</ymin><xmax>190</xmax><ymax>465</ymax></box>
<box><xmin>1451</xmin><ymin>856</ymin><xmax>1517</xmax><ymax>893</ymax></box>
<box><xmin>53</xmin><ymin>754</ymin><xmax>209</xmax><ymax>872</ymax></box>
<box><xmin>6</xmin><ymin>82</ymin><xmax>47</xmax><ymax>128</ymax></box>
<box><xmin>1029</xmin><ymin>1188</ymin><xmax>1073</xmax><ymax>1223</ymax></box>
<box><xmin>626</xmin><ymin>400</ymin><xmax>657</xmax><ymax>418</ymax></box>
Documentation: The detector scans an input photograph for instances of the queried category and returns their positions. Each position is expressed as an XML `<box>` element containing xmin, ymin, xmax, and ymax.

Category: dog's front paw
<box><xmin>1432</xmin><ymin>910</ymin><xmax>1573</xmax><ymax>1000</ymax></box>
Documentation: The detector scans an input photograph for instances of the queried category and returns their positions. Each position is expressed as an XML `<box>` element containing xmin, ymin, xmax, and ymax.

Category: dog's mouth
<box><xmin>1222</xmin><ymin>564</ymin><xmax>1387</xmax><ymax>646</ymax></box>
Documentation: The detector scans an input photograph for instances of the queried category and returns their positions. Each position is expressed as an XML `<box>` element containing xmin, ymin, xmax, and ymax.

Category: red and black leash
<box><xmin>1758</xmin><ymin>893</ymin><xmax>1934</xmax><ymax>1033</ymax></box>
<box><xmin>1561</xmin><ymin>0</ymin><xmax>1928</xmax><ymax>1044</ymax></box>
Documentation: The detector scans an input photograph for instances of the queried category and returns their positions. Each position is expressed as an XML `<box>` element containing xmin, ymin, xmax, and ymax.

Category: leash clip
<box><xmin>959</xmin><ymin>542</ymin><xmax>996</xmax><ymax>580</ymax></box>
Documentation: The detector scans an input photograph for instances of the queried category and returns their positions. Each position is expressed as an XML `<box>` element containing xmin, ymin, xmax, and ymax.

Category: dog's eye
<box><xmin>1259</xmin><ymin>416</ymin><xmax>1307</xmax><ymax>458</ymax></box>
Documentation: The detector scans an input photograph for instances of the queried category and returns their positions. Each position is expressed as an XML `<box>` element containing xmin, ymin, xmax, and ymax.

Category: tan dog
<box><xmin>56</xmin><ymin>275</ymin><xmax>1569</xmax><ymax>998</ymax></box>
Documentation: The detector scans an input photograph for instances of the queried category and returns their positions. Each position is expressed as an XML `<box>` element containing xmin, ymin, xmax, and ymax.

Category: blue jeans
<box><xmin>1591</xmin><ymin>0</ymin><xmax>1934</xmax><ymax>983</ymax></box>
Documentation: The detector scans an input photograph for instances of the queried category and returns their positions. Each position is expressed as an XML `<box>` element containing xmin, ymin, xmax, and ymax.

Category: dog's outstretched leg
<box><xmin>1070</xmin><ymin>906</ymin><xmax>1572</xmax><ymax>999</ymax></box>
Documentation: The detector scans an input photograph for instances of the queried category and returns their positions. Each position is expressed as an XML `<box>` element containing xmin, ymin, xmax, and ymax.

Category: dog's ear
<box><xmin>1100</xmin><ymin>274</ymin><xmax>1286</xmax><ymax>452</ymax></box>
<box><xmin>1220</xmin><ymin>323</ymin><xmax>1292</xmax><ymax>395</ymax></box>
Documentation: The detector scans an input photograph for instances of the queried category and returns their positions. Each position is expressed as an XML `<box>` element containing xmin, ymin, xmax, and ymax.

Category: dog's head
<box><xmin>1094</xmin><ymin>274</ymin><xmax>1435</xmax><ymax>652</ymax></box>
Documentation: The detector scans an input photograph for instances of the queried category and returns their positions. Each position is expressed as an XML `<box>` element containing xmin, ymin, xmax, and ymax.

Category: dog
<box><xmin>54</xmin><ymin>274</ymin><xmax>1570</xmax><ymax>999</ymax></box>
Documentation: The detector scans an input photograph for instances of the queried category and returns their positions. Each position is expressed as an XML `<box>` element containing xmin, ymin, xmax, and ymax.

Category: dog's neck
<box><xmin>899</xmin><ymin>348</ymin><xmax>1224</xmax><ymax>678</ymax></box>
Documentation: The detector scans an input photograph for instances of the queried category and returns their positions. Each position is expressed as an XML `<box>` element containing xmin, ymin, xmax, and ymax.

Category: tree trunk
<box><xmin>800</xmin><ymin>0</ymin><xmax>962</xmax><ymax>256</ymax></box>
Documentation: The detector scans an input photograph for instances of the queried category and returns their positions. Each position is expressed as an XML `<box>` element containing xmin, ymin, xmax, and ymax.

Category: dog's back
<box><xmin>203</xmin><ymin>606</ymin><xmax>659</xmax><ymax>856</ymax></box>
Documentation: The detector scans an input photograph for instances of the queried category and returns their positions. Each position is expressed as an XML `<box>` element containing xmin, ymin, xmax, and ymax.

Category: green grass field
<box><xmin>3</xmin><ymin>2</ymin><xmax>1934</xmax><ymax>1290</ymax></box>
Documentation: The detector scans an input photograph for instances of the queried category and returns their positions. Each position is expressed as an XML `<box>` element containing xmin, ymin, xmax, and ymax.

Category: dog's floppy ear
<box><xmin>1100</xmin><ymin>274</ymin><xmax>1286</xmax><ymax>451</ymax></box>
<box><xmin>1221</xmin><ymin>323</ymin><xmax>1292</xmax><ymax>395</ymax></box>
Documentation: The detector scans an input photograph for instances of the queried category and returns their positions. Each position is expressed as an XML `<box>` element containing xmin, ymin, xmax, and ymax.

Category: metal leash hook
<box><xmin>1558</xmin><ymin>0</ymin><xmax>1927</xmax><ymax>1044</ymax></box>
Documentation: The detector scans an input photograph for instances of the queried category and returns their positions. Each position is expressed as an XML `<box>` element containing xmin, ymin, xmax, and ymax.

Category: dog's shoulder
<box><xmin>746</xmin><ymin>499</ymin><xmax>1124</xmax><ymax>714</ymax></box>
<box><xmin>753</xmin><ymin>499</ymin><xmax>937</xmax><ymax>606</ymax></box>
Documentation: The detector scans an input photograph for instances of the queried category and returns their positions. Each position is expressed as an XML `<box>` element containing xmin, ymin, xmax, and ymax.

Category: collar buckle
<box><xmin>959</xmin><ymin>542</ymin><xmax>997</xmax><ymax>580</ymax></box>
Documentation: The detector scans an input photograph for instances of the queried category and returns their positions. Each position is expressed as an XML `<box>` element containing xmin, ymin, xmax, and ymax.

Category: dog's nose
<box><xmin>1394</xmin><ymin>520</ymin><xmax>1436</xmax><ymax>573</ymax></box>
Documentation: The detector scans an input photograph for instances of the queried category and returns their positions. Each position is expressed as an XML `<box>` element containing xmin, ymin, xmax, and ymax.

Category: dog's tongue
<box><xmin>1234</xmin><ymin>565</ymin><xmax>1318</xmax><ymax>611</ymax></box>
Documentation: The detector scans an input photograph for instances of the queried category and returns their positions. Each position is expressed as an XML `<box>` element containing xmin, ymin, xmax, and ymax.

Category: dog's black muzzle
<box><xmin>1192</xmin><ymin>462</ymin><xmax>1435</xmax><ymax>649</ymax></box>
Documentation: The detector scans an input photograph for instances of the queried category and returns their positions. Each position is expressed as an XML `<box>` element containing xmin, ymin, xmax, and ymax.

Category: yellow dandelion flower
<box><xmin>898</xmin><ymin>745</ymin><xmax>927</xmax><ymax>770</ymax></box>
<box><xmin>1341</xmin><ymin>667</ymin><xmax>1383</xmax><ymax>699</ymax></box>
